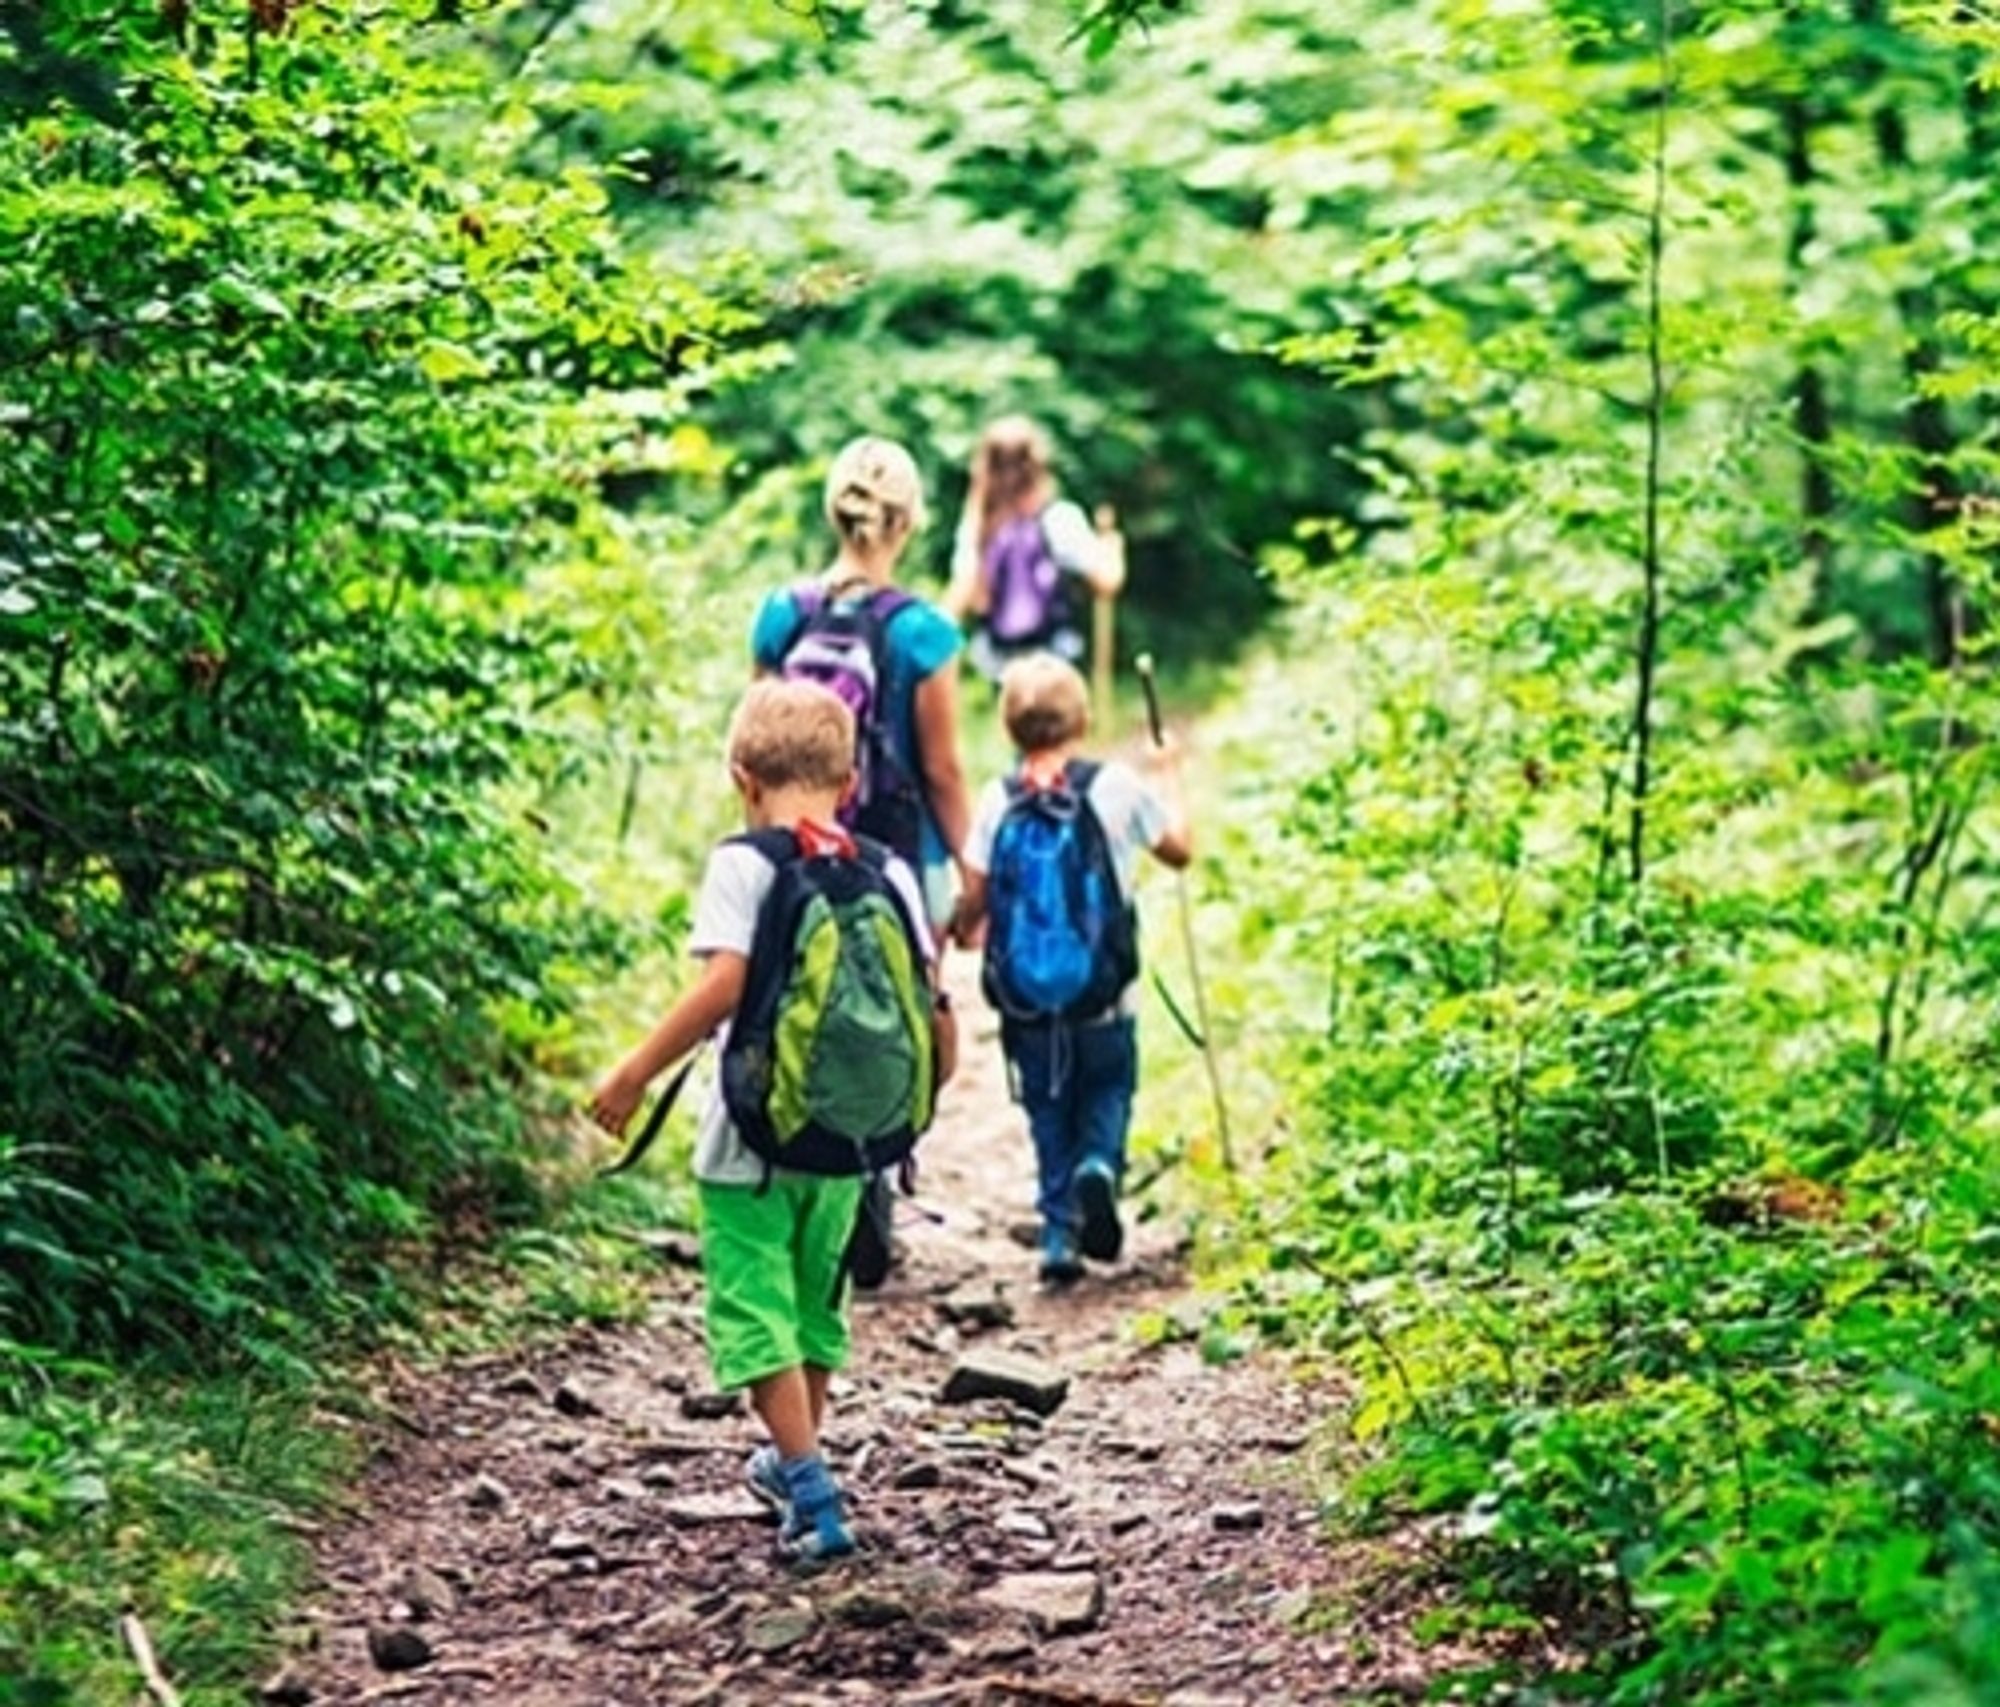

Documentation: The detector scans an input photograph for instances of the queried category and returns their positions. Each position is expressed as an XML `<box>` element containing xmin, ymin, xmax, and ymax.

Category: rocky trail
<box><xmin>273</xmin><ymin>965</ymin><xmax>1555</xmax><ymax>1706</ymax></box>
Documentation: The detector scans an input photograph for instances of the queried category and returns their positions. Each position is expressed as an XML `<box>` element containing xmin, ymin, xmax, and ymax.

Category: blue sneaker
<box><xmin>1074</xmin><ymin>1164</ymin><xmax>1123</xmax><ymax>1262</ymax></box>
<box><xmin>1039</xmin><ymin>1223</ymin><xmax>1083</xmax><ymax>1287</ymax></box>
<box><xmin>776</xmin><ymin>1453</ymin><xmax>856</xmax><ymax>1571</ymax></box>
<box><xmin>744</xmin><ymin>1445</ymin><xmax>788</xmax><ymax>1525</ymax></box>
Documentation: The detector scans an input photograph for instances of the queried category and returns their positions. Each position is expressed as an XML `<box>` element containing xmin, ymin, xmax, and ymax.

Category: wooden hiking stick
<box><xmin>1091</xmin><ymin>504</ymin><xmax>1123</xmax><ymax>736</ymax></box>
<box><xmin>1135</xmin><ymin>653</ymin><xmax>1234</xmax><ymax>1174</ymax></box>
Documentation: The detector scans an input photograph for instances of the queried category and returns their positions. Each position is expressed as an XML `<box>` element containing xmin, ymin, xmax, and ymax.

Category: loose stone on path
<box><xmin>977</xmin><ymin>1570</ymin><xmax>1106</xmax><ymax>1637</ymax></box>
<box><xmin>365</xmin><ymin>1624</ymin><xmax>433</xmax><ymax>1673</ymax></box>
<box><xmin>939</xmin><ymin>1349</ymin><xmax>1070</xmax><ymax>1417</ymax></box>
<box><xmin>291</xmin><ymin>957</ymin><xmax>1515</xmax><ymax>1704</ymax></box>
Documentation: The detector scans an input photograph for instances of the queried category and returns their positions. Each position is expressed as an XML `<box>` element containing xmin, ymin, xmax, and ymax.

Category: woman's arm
<box><xmin>951</xmin><ymin>868</ymin><xmax>989</xmax><ymax>948</ymax></box>
<box><xmin>932</xmin><ymin>988</ymin><xmax>960</xmax><ymax>1087</ymax></box>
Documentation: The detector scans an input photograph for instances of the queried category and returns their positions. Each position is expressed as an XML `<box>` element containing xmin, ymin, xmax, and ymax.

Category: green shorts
<box><xmin>698</xmin><ymin>1173</ymin><xmax>865</xmax><ymax>1392</ymax></box>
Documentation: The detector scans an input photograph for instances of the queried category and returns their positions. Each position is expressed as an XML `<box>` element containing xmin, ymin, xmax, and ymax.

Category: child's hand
<box><xmin>950</xmin><ymin>905</ymin><xmax>986</xmax><ymax>951</ymax></box>
<box><xmin>588</xmin><ymin>1065</ymin><xmax>649</xmax><ymax>1137</ymax></box>
<box><xmin>1141</xmin><ymin>731</ymin><xmax>1184</xmax><ymax>777</ymax></box>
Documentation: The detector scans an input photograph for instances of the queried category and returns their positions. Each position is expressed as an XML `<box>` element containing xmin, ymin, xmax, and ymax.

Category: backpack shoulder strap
<box><xmin>853</xmin><ymin>586</ymin><xmax>918</xmax><ymax>671</ymax></box>
<box><xmin>727</xmin><ymin>826</ymin><xmax>802</xmax><ymax>867</ymax></box>
<box><xmin>851</xmin><ymin>833</ymin><xmax>929</xmax><ymax>956</ymax></box>
<box><xmin>1061</xmin><ymin>759</ymin><xmax>1118</xmax><ymax>860</ymax></box>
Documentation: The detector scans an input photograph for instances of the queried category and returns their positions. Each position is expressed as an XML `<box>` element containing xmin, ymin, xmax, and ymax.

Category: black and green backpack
<box><xmin>720</xmin><ymin>827</ymin><xmax>937</xmax><ymax>1179</ymax></box>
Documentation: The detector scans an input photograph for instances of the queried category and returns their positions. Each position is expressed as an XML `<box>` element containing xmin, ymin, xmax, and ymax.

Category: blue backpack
<box><xmin>780</xmin><ymin>584</ymin><xmax>925</xmax><ymax>868</ymax></box>
<box><xmin>981</xmin><ymin>760</ymin><xmax>1138</xmax><ymax>1024</ymax></box>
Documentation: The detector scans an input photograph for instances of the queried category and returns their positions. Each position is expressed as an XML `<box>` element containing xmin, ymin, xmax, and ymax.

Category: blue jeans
<box><xmin>1003</xmin><ymin>1016</ymin><xmax>1137</xmax><ymax>1234</ymax></box>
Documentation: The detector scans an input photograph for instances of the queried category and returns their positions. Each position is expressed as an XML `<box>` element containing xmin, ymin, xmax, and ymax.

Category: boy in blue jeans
<box><xmin>954</xmin><ymin>653</ymin><xmax>1192</xmax><ymax>1284</ymax></box>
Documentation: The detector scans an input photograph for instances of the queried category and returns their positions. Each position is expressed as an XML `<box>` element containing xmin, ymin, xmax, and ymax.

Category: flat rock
<box><xmin>936</xmin><ymin>1290</ymin><xmax>1015</xmax><ymax>1332</ymax></box>
<box><xmin>977</xmin><ymin>1570</ymin><xmax>1104</xmax><ymax>1636</ymax></box>
<box><xmin>741</xmin><ymin>1605</ymin><xmax>817</xmax><ymax>1653</ymax></box>
<box><xmin>892</xmin><ymin>1459</ymin><xmax>944</xmax><ymax>1491</ymax></box>
<box><xmin>1211</xmin><ymin>1501</ymin><xmax>1266</xmax><ymax>1533</ymax></box>
<box><xmin>680</xmin><ymin>1390</ymin><xmax>745</xmax><ymax>1421</ymax></box>
<box><xmin>825</xmin><ymin>1587</ymin><xmax>912</xmax><ymax>1628</ymax></box>
<box><xmin>464</xmin><ymin>1474</ymin><xmax>509</xmax><ymax>1512</ymax></box>
<box><xmin>955</xmin><ymin>1631</ymin><xmax>1036</xmax><ymax>1666</ymax></box>
<box><xmin>552</xmin><ymin>1378</ymin><xmax>599</xmax><ymax>1418</ymax></box>
<box><xmin>494</xmin><ymin>1371</ymin><xmax>543</xmax><ymax>1401</ymax></box>
<box><xmin>391</xmin><ymin>1562</ymin><xmax>458</xmax><ymax>1619</ymax></box>
<box><xmin>365</xmin><ymin>1625</ymin><xmax>433</xmax><ymax>1673</ymax></box>
<box><xmin>939</xmin><ymin>1350</ymin><xmax>1069</xmax><ymax>1418</ymax></box>
<box><xmin>545</xmin><ymin>1529</ymin><xmax>596</xmax><ymax>1559</ymax></box>
<box><xmin>662</xmin><ymin>1491</ymin><xmax>769</xmax><ymax>1528</ymax></box>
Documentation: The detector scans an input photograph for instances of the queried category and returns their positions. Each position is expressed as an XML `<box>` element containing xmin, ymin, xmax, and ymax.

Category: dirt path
<box><xmin>278</xmin><ymin>966</ymin><xmax>1536</xmax><ymax>1706</ymax></box>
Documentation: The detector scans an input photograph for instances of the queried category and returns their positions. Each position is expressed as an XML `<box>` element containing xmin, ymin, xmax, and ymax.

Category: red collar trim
<box><xmin>794</xmin><ymin>818</ymin><xmax>857</xmax><ymax>859</ymax></box>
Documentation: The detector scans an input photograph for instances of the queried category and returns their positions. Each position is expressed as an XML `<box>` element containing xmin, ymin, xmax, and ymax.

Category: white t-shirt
<box><xmin>1039</xmin><ymin>497</ymin><xmax>1098</xmax><ymax>578</ymax></box>
<box><xmin>688</xmin><ymin>838</ymin><xmax>934</xmax><ymax>1186</ymax></box>
<box><xmin>964</xmin><ymin>759</ymin><xmax>1172</xmax><ymax>1018</ymax></box>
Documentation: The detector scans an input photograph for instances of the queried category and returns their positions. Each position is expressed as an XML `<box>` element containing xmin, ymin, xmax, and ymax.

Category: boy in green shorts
<box><xmin>590</xmin><ymin>679</ymin><xmax>952</xmax><ymax>1566</ymax></box>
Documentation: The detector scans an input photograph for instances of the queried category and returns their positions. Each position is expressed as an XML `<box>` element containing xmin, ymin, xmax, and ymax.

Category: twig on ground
<box><xmin>119</xmin><ymin>1613</ymin><xmax>183</xmax><ymax>1707</ymax></box>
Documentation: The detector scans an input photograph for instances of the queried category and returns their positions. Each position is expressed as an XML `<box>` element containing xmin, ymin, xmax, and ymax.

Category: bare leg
<box><xmin>749</xmin><ymin>1367</ymin><xmax>817</xmax><ymax>1460</ymax></box>
<box><xmin>805</xmin><ymin>1365</ymin><xmax>833</xmax><ymax>1432</ymax></box>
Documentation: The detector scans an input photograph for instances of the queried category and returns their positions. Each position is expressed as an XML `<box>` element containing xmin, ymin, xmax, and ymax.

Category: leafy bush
<box><xmin>0</xmin><ymin>2</ymin><xmax>754</xmax><ymax>1362</ymax></box>
<box><xmin>1211</xmin><ymin>3</ymin><xmax>2000</xmax><ymax>1700</ymax></box>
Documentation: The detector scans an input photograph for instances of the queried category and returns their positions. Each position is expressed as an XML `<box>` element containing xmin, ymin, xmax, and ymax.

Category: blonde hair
<box><xmin>999</xmin><ymin>652</ymin><xmax>1090</xmax><ymax>753</ymax></box>
<box><xmin>728</xmin><ymin>679</ymin><xmax>855</xmax><ymax>792</ymax></box>
<box><xmin>824</xmin><ymin>435</ymin><xmax>927</xmax><ymax>551</ymax></box>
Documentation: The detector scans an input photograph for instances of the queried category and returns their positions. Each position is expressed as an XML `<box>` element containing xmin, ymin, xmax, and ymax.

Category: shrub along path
<box><xmin>277</xmin><ymin>961</ymin><xmax>1564</xmax><ymax>1705</ymax></box>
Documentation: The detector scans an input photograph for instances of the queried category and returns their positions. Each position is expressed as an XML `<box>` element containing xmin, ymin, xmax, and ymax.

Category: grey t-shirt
<box><xmin>964</xmin><ymin>758</ymin><xmax>1172</xmax><ymax>1018</ymax></box>
<box><xmin>687</xmin><ymin>838</ymin><xmax>934</xmax><ymax>1186</ymax></box>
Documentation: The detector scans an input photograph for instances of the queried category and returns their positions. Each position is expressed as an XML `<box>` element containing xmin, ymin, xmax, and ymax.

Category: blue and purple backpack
<box><xmin>779</xmin><ymin>584</ymin><xmax>925</xmax><ymax>867</ymax></box>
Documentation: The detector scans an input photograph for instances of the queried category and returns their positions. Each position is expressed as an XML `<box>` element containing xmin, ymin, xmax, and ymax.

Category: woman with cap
<box><xmin>747</xmin><ymin>439</ymin><xmax>970</xmax><ymax>1293</ymax></box>
<box><xmin>749</xmin><ymin>434</ymin><xmax>971</xmax><ymax>933</ymax></box>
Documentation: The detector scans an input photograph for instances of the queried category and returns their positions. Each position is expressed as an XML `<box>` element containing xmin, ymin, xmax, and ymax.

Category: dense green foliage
<box><xmin>3</xmin><ymin>0</ymin><xmax>1996</xmax><ymax>1701</ymax></box>
<box><xmin>0</xmin><ymin>0</ymin><xmax>751</xmax><ymax>1358</ymax></box>
<box><xmin>1212</xmin><ymin>2</ymin><xmax>1999</xmax><ymax>1701</ymax></box>
<box><xmin>0</xmin><ymin>5</ymin><xmax>749</xmax><ymax>1694</ymax></box>
<box><xmin>494</xmin><ymin>0</ymin><xmax>1361</xmax><ymax>647</ymax></box>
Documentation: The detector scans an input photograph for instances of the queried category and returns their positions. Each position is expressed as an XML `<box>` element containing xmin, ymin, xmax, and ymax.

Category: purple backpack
<box><xmin>779</xmin><ymin>584</ymin><xmax>924</xmax><ymax>865</ymax></box>
<box><xmin>982</xmin><ymin>512</ymin><xmax>1064</xmax><ymax>646</ymax></box>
